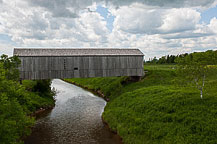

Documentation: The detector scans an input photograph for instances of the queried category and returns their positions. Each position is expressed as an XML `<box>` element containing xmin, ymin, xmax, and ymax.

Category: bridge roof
<box><xmin>14</xmin><ymin>48</ymin><xmax>144</xmax><ymax>56</ymax></box>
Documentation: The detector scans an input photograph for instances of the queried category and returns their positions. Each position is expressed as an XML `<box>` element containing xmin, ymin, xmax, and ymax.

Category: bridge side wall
<box><xmin>18</xmin><ymin>56</ymin><xmax>144</xmax><ymax>80</ymax></box>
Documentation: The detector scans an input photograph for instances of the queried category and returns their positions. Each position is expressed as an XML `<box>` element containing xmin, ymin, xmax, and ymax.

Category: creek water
<box><xmin>25</xmin><ymin>79</ymin><xmax>122</xmax><ymax>144</ymax></box>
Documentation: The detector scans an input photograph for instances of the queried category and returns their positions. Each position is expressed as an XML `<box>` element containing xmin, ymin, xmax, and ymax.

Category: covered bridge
<box><xmin>13</xmin><ymin>48</ymin><xmax>144</xmax><ymax>80</ymax></box>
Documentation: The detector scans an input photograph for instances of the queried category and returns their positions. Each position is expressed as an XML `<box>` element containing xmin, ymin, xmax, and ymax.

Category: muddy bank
<box><xmin>64</xmin><ymin>79</ymin><xmax>110</xmax><ymax>101</ymax></box>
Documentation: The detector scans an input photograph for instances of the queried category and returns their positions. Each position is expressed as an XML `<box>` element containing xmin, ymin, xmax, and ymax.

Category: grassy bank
<box><xmin>0</xmin><ymin>79</ymin><xmax>55</xmax><ymax>144</ymax></box>
<box><xmin>65</xmin><ymin>65</ymin><xmax>217</xmax><ymax>144</ymax></box>
<box><xmin>22</xmin><ymin>80</ymin><xmax>55</xmax><ymax>113</ymax></box>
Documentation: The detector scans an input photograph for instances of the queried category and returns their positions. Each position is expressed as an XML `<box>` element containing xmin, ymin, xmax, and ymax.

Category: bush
<box><xmin>0</xmin><ymin>55</ymin><xmax>55</xmax><ymax>143</ymax></box>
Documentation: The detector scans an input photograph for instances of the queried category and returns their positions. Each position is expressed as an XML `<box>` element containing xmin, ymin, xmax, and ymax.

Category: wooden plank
<box><xmin>101</xmin><ymin>56</ymin><xmax>107</xmax><ymax>70</ymax></box>
<box><xmin>79</xmin><ymin>57</ymin><xmax>84</xmax><ymax>70</ymax></box>
<box><xmin>88</xmin><ymin>69</ymin><xmax>95</xmax><ymax>77</ymax></box>
<box><xmin>119</xmin><ymin>56</ymin><xmax>128</xmax><ymax>69</ymax></box>
<box><xmin>137</xmin><ymin>68</ymin><xmax>144</xmax><ymax>76</ymax></box>
<box><xmin>107</xmin><ymin>56</ymin><xmax>113</xmax><ymax>69</ymax></box>
<box><xmin>129</xmin><ymin>56</ymin><xmax>136</xmax><ymax>68</ymax></box>
<box><xmin>18</xmin><ymin>54</ymin><xmax>144</xmax><ymax>79</ymax></box>
<box><xmin>74</xmin><ymin>70</ymin><xmax>79</xmax><ymax>78</ymax></box>
<box><xmin>74</xmin><ymin>57</ymin><xmax>79</xmax><ymax>69</ymax></box>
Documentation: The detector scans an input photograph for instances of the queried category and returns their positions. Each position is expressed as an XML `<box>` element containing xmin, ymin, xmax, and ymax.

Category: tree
<box><xmin>158</xmin><ymin>56</ymin><xmax>166</xmax><ymax>64</ymax></box>
<box><xmin>176</xmin><ymin>51</ymin><xmax>216</xmax><ymax>99</ymax></box>
<box><xmin>166</xmin><ymin>55</ymin><xmax>170</xmax><ymax>63</ymax></box>
<box><xmin>0</xmin><ymin>54</ymin><xmax>20</xmax><ymax>81</ymax></box>
<box><xmin>0</xmin><ymin>55</ymin><xmax>55</xmax><ymax>143</ymax></box>
<box><xmin>0</xmin><ymin>61</ymin><xmax>34</xmax><ymax>144</ymax></box>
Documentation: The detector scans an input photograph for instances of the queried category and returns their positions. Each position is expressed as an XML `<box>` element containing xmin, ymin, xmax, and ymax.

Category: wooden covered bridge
<box><xmin>13</xmin><ymin>48</ymin><xmax>144</xmax><ymax>80</ymax></box>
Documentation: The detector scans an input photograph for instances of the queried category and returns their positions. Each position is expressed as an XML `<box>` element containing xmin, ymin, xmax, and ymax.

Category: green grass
<box><xmin>0</xmin><ymin>79</ymin><xmax>55</xmax><ymax>144</ymax></box>
<box><xmin>65</xmin><ymin>65</ymin><xmax>217</xmax><ymax>144</ymax></box>
<box><xmin>21</xmin><ymin>80</ymin><xmax>55</xmax><ymax>113</ymax></box>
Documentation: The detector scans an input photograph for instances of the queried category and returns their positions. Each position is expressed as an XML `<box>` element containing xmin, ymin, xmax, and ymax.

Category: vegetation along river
<box><xmin>25</xmin><ymin>79</ymin><xmax>122</xmax><ymax>144</ymax></box>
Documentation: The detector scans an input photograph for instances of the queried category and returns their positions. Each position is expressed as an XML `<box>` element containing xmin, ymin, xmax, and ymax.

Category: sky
<box><xmin>0</xmin><ymin>0</ymin><xmax>217</xmax><ymax>60</ymax></box>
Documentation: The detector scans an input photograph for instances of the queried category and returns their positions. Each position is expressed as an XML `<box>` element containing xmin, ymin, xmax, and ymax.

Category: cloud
<box><xmin>112</xmin><ymin>5</ymin><xmax>202</xmax><ymax>35</ymax></box>
<box><xmin>0</xmin><ymin>43</ymin><xmax>14</xmax><ymax>56</ymax></box>
<box><xmin>106</xmin><ymin>0</ymin><xmax>217</xmax><ymax>8</ymax></box>
<box><xmin>25</xmin><ymin>0</ymin><xmax>217</xmax><ymax>19</ymax></box>
<box><xmin>208</xmin><ymin>17</ymin><xmax>217</xmax><ymax>33</ymax></box>
<box><xmin>159</xmin><ymin>8</ymin><xmax>201</xmax><ymax>33</ymax></box>
<box><xmin>106</xmin><ymin>6</ymin><xmax>217</xmax><ymax>59</ymax></box>
<box><xmin>112</xmin><ymin>6</ymin><xmax>163</xmax><ymax>34</ymax></box>
<box><xmin>27</xmin><ymin>0</ymin><xmax>94</xmax><ymax>18</ymax></box>
<box><xmin>162</xmin><ymin>32</ymin><xmax>213</xmax><ymax>39</ymax></box>
<box><xmin>0</xmin><ymin>0</ymin><xmax>217</xmax><ymax>60</ymax></box>
<box><xmin>0</xmin><ymin>0</ymin><xmax>109</xmax><ymax>47</ymax></box>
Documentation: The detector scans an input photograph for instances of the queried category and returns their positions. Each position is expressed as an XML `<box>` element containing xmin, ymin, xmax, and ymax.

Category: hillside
<box><xmin>65</xmin><ymin>65</ymin><xmax>217</xmax><ymax>144</ymax></box>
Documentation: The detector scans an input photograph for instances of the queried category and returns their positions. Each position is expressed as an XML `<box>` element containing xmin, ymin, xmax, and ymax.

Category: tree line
<box><xmin>145</xmin><ymin>50</ymin><xmax>217</xmax><ymax>65</ymax></box>
<box><xmin>145</xmin><ymin>50</ymin><xmax>217</xmax><ymax>99</ymax></box>
<box><xmin>175</xmin><ymin>50</ymin><xmax>217</xmax><ymax>99</ymax></box>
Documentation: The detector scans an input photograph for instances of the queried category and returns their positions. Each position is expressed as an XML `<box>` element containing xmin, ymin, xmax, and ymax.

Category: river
<box><xmin>25</xmin><ymin>79</ymin><xmax>122</xmax><ymax>144</ymax></box>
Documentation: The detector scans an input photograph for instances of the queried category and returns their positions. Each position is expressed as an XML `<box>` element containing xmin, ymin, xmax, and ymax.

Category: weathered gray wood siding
<box><xmin>19</xmin><ymin>56</ymin><xmax>144</xmax><ymax>80</ymax></box>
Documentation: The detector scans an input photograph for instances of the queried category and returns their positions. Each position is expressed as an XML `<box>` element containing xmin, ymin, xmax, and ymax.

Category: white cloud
<box><xmin>0</xmin><ymin>0</ymin><xmax>109</xmax><ymax>48</ymax></box>
<box><xmin>208</xmin><ymin>17</ymin><xmax>217</xmax><ymax>33</ymax></box>
<box><xmin>159</xmin><ymin>8</ymin><xmax>201</xmax><ymax>33</ymax></box>
<box><xmin>112</xmin><ymin>5</ymin><xmax>163</xmax><ymax>34</ymax></box>
<box><xmin>107</xmin><ymin>0</ymin><xmax>217</xmax><ymax>8</ymax></box>
<box><xmin>0</xmin><ymin>0</ymin><xmax>217</xmax><ymax>60</ymax></box>
<box><xmin>77</xmin><ymin>11</ymin><xmax>109</xmax><ymax>43</ymax></box>
<box><xmin>0</xmin><ymin>43</ymin><xmax>14</xmax><ymax>56</ymax></box>
<box><xmin>107</xmin><ymin>3</ymin><xmax>216</xmax><ymax>60</ymax></box>
<box><xmin>112</xmin><ymin>5</ymin><xmax>202</xmax><ymax>35</ymax></box>
<box><xmin>24</xmin><ymin>0</ymin><xmax>217</xmax><ymax>19</ymax></box>
<box><xmin>106</xmin><ymin>4</ymin><xmax>217</xmax><ymax>59</ymax></box>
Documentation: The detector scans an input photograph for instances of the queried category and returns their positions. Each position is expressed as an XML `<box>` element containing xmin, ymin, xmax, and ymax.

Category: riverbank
<box><xmin>64</xmin><ymin>79</ymin><xmax>108</xmax><ymax>101</ymax></box>
<box><xmin>22</xmin><ymin>80</ymin><xmax>56</xmax><ymax>116</ymax></box>
<box><xmin>64</xmin><ymin>79</ymin><xmax>123</xmax><ymax>142</ymax></box>
<box><xmin>65</xmin><ymin>65</ymin><xmax>217</xmax><ymax>144</ymax></box>
<box><xmin>0</xmin><ymin>55</ymin><xmax>56</xmax><ymax>144</ymax></box>
<box><xmin>25</xmin><ymin>79</ymin><xmax>122</xmax><ymax>144</ymax></box>
<box><xmin>0</xmin><ymin>79</ymin><xmax>55</xmax><ymax>143</ymax></box>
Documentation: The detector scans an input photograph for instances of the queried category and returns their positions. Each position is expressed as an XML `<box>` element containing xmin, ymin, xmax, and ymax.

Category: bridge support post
<box><xmin>129</xmin><ymin>76</ymin><xmax>142</xmax><ymax>82</ymax></box>
<box><xmin>19</xmin><ymin>78</ymin><xmax>22</xmax><ymax>85</ymax></box>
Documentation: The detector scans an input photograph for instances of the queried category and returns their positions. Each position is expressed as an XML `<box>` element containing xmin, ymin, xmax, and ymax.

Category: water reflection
<box><xmin>25</xmin><ymin>79</ymin><xmax>121</xmax><ymax>144</ymax></box>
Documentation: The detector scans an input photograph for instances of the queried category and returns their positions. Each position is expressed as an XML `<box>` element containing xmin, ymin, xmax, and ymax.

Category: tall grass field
<box><xmin>65</xmin><ymin>65</ymin><xmax>217</xmax><ymax>144</ymax></box>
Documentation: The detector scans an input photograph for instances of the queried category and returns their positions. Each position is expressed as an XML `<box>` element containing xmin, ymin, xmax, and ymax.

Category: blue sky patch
<box><xmin>0</xmin><ymin>34</ymin><xmax>16</xmax><ymax>45</ymax></box>
<box><xmin>96</xmin><ymin>5</ymin><xmax>115</xmax><ymax>32</ymax></box>
<box><xmin>200</xmin><ymin>5</ymin><xmax>217</xmax><ymax>24</ymax></box>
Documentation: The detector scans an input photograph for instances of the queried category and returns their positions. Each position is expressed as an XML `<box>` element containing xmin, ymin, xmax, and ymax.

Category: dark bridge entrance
<box><xmin>14</xmin><ymin>48</ymin><xmax>144</xmax><ymax>80</ymax></box>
